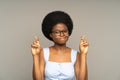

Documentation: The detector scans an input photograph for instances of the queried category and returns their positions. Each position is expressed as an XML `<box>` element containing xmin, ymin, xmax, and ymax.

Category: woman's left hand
<box><xmin>79</xmin><ymin>36</ymin><xmax>89</xmax><ymax>55</ymax></box>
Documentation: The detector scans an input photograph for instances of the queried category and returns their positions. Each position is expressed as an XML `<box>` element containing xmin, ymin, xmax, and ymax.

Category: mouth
<box><xmin>59</xmin><ymin>37</ymin><xmax>68</xmax><ymax>41</ymax></box>
<box><xmin>60</xmin><ymin>38</ymin><xmax>66</xmax><ymax>41</ymax></box>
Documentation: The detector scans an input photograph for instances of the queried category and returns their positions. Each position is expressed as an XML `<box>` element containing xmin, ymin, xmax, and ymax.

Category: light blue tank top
<box><xmin>43</xmin><ymin>48</ymin><xmax>77</xmax><ymax>80</ymax></box>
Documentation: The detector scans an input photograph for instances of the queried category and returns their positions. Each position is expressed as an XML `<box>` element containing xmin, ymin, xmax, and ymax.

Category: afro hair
<box><xmin>42</xmin><ymin>11</ymin><xmax>73</xmax><ymax>41</ymax></box>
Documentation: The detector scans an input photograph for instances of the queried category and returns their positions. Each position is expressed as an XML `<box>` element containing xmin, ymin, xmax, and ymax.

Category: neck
<box><xmin>52</xmin><ymin>43</ymin><xmax>67</xmax><ymax>50</ymax></box>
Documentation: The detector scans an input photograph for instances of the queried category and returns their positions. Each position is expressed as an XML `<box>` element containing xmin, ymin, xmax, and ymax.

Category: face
<box><xmin>50</xmin><ymin>23</ymin><xmax>69</xmax><ymax>45</ymax></box>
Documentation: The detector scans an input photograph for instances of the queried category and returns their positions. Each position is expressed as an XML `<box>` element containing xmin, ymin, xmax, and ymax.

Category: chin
<box><xmin>54</xmin><ymin>38</ymin><xmax>68</xmax><ymax>45</ymax></box>
<box><xmin>58</xmin><ymin>41</ymin><xmax>67</xmax><ymax>45</ymax></box>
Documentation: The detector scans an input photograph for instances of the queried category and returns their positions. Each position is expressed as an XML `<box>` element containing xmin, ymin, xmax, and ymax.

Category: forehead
<box><xmin>52</xmin><ymin>23</ymin><xmax>68</xmax><ymax>30</ymax></box>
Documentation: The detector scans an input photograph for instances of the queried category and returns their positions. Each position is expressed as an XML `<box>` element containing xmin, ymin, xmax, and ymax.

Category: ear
<box><xmin>50</xmin><ymin>33</ymin><xmax>53</xmax><ymax>38</ymax></box>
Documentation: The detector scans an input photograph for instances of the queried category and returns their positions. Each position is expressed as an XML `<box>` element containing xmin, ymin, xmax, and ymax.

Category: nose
<box><xmin>59</xmin><ymin>31</ymin><xmax>65</xmax><ymax>36</ymax></box>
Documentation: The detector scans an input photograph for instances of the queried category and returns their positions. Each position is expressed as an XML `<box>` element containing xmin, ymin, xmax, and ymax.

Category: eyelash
<box><xmin>52</xmin><ymin>30</ymin><xmax>68</xmax><ymax>35</ymax></box>
<box><xmin>53</xmin><ymin>30</ymin><xmax>67</xmax><ymax>33</ymax></box>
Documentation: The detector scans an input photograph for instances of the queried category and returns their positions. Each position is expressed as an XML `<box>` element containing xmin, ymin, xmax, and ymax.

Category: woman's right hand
<box><xmin>31</xmin><ymin>36</ymin><xmax>41</xmax><ymax>56</ymax></box>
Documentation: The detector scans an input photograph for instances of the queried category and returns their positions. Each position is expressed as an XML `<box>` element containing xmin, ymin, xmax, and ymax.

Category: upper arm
<box><xmin>74</xmin><ymin>52</ymin><xmax>80</xmax><ymax>80</ymax></box>
<box><xmin>39</xmin><ymin>48</ymin><xmax>45</xmax><ymax>80</ymax></box>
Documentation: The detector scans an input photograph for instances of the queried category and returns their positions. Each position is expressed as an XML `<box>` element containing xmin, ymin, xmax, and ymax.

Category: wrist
<box><xmin>80</xmin><ymin>53</ymin><xmax>87</xmax><ymax>57</ymax></box>
<box><xmin>32</xmin><ymin>53</ymin><xmax>39</xmax><ymax>56</ymax></box>
<box><xmin>33</xmin><ymin>54</ymin><xmax>39</xmax><ymax>59</ymax></box>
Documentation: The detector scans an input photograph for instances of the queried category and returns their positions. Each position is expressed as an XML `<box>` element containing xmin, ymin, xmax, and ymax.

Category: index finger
<box><xmin>81</xmin><ymin>35</ymin><xmax>85</xmax><ymax>40</ymax></box>
<box><xmin>34</xmin><ymin>36</ymin><xmax>39</xmax><ymax>42</ymax></box>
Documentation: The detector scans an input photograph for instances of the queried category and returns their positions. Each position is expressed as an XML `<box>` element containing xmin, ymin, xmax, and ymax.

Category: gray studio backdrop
<box><xmin>0</xmin><ymin>1</ymin><xmax>120</xmax><ymax>80</ymax></box>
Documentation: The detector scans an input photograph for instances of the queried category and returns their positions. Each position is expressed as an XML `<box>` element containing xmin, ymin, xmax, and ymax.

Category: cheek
<box><xmin>52</xmin><ymin>37</ymin><xmax>59</xmax><ymax>42</ymax></box>
<box><xmin>53</xmin><ymin>36</ymin><xmax>69</xmax><ymax>42</ymax></box>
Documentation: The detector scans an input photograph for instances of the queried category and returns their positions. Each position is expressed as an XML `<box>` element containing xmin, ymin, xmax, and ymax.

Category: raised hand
<box><xmin>31</xmin><ymin>36</ymin><xmax>41</xmax><ymax>56</ymax></box>
<box><xmin>79</xmin><ymin>36</ymin><xmax>89</xmax><ymax>55</ymax></box>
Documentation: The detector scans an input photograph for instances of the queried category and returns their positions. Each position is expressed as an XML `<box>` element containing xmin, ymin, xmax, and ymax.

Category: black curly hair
<box><xmin>42</xmin><ymin>11</ymin><xmax>73</xmax><ymax>41</ymax></box>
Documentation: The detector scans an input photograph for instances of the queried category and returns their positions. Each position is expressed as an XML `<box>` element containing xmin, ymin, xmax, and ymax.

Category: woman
<box><xmin>31</xmin><ymin>11</ymin><xmax>89</xmax><ymax>80</ymax></box>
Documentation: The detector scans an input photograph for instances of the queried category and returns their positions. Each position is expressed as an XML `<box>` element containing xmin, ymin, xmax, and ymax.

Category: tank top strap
<box><xmin>43</xmin><ymin>48</ymin><xmax>50</xmax><ymax>62</ymax></box>
<box><xmin>71</xmin><ymin>49</ymin><xmax>78</xmax><ymax>65</ymax></box>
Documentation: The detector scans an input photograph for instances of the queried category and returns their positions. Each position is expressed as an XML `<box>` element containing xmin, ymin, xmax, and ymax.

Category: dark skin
<box><xmin>31</xmin><ymin>23</ymin><xmax>89</xmax><ymax>80</ymax></box>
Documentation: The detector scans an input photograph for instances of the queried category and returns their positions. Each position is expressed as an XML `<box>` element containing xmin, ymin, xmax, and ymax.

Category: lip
<box><xmin>60</xmin><ymin>38</ymin><xmax>66</xmax><ymax>40</ymax></box>
<box><xmin>59</xmin><ymin>37</ymin><xmax>68</xmax><ymax>40</ymax></box>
